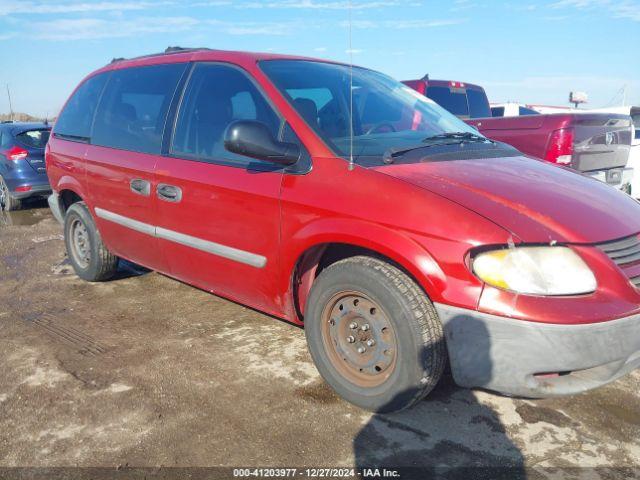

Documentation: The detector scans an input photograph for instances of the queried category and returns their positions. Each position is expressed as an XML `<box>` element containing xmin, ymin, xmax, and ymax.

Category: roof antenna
<box><xmin>348</xmin><ymin>0</ymin><xmax>355</xmax><ymax>171</ymax></box>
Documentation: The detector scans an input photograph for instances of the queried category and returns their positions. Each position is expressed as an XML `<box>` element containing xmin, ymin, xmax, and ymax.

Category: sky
<box><xmin>0</xmin><ymin>0</ymin><xmax>638</xmax><ymax>118</ymax></box>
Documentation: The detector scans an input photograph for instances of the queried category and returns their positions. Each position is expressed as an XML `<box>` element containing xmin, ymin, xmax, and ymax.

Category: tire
<box><xmin>0</xmin><ymin>176</ymin><xmax>22</xmax><ymax>212</ymax></box>
<box><xmin>64</xmin><ymin>202</ymin><xmax>119</xmax><ymax>282</ymax></box>
<box><xmin>305</xmin><ymin>256</ymin><xmax>446</xmax><ymax>413</ymax></box>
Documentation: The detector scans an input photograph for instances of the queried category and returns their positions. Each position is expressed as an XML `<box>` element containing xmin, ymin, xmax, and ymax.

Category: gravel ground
<box><xmin>1</xmin><ymin>202</ymin><xmax>639</xmax><ymax>479</ymax></box>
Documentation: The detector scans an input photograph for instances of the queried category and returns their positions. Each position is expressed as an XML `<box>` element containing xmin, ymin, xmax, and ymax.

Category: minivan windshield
<box><xmin>260</xmin><ymin>60</ymin><xmax>482</xmax><ymax>165</ymax></box>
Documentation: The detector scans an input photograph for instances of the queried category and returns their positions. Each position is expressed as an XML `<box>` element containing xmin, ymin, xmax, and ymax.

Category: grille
<box><xmin>596</xmin><ymin>234</ymin><xmax>640</xmax><ymax>266</ymax></box>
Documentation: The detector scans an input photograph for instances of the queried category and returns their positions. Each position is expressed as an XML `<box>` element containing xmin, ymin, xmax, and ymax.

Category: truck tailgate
<box><xmin>572</xmin><ymin>114</ymin><xmax>632</xmax><ymax>172</ymax></box>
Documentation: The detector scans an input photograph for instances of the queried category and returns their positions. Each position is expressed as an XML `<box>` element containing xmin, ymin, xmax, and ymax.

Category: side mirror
<box><xmin>224</xmin><ymin>120</ymin><xmax>300</xmax><ymax>166</ymax></box>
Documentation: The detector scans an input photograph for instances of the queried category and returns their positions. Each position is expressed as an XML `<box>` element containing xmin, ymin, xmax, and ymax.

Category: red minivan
<box><xmin>47</xmin><ymin>48</ymin><xmax>640</xmax><ymax>412</ymax></box>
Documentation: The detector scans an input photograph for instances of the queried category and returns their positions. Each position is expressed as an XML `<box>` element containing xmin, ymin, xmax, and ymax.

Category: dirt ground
<box><xmin>1</xmin><ymin>201</ymin><xmax>639</xmax><ymax>479</ymax></box>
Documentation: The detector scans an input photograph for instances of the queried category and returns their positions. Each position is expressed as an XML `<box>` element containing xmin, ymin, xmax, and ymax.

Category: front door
<box><xmin>154</xmin><ymin>63</ymin><xmax>285</xmax><ymax>314</ymax></box>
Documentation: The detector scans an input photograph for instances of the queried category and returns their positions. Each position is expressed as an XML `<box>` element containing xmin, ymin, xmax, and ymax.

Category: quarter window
<box><xmin>54</xmin><ymin>73</ymin><xmax>109</xmax><ymax>141</ymax></box>
<box><xmin>171</xmin><ymin>63</ymin><xmax>281</xmax><ymax>164</ymax></box>
<box><xmin>92</xmin><ymin>63</ymin><xmax>186</xmax><ymax>154</ymax></box>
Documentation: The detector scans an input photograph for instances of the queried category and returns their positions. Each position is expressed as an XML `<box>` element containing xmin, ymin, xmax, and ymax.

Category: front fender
<box><xmin>280</xmin><ymin>217</ymin><xmax>449</xmax><ymax>308</ymax></box>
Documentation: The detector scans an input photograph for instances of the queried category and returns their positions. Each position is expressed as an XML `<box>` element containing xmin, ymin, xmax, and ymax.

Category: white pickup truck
<box><xmin>490</xmin><ymin>102</ymin><xmax>541</xmax><ymax>117</ymax></box>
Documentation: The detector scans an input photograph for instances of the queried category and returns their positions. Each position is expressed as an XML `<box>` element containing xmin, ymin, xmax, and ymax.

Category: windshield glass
<box><xmin>260</xmin><ymin>60</ymin><xmax>480</xmax><ymax>164</ymax></box>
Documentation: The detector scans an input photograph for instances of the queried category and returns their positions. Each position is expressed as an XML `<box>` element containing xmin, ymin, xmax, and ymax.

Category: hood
<box><xmin>373</xmin><ymin>155</ymin><xmax>640</xmax><ymax>244</ymax></box>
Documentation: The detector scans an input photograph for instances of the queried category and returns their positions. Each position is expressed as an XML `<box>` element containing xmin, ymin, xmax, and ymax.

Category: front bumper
<box><xmin>47</xmin><ymin>193</ymin><xmax>65</xmax><ymax>225</ymax></box>
<box><xmin>435</xmin><ymin>303</ymin><xmax>640</xmax><ymax>398</ymax></box>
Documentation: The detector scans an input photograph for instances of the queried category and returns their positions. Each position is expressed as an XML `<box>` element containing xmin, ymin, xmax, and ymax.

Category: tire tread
<box><xmin>65</xmin><ymin>202</ymin><xmax>118</xmax><ymax>282</ymax></box>
<box><xmin>310</xmin><ymin>255</ymin><xmax>446</xmax><ymax>411</ymax></box>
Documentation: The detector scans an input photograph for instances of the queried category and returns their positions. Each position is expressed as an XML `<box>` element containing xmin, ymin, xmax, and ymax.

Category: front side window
<box><xmin>172</xmin><ymin>63</ymin><xmax>281</xmax><ymax>164</ymax></box>
<box><xmin>92</xmin><ymin>63</ymin><xmax>186</xmax><ymax>154</ymax></box>
<box><xmin>260</xmin><ymin>60</ymin><xmax>480</xmax><ymax>165</ymax></box>
<box><xmin>54</xmin><ymin>73</ymin><xmax>109</xmax><ymax>141</ymax></box>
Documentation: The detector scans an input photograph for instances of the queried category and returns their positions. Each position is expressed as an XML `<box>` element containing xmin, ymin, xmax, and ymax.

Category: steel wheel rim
<box><xmin>70</xmin><ymin>218</ymin><xmax>91</xmax><ymax>268</ymax></box>
<box><xmin>321</xmin><ymin>290</ymin><xmax>398</xmax><ymax>388</ymax></box>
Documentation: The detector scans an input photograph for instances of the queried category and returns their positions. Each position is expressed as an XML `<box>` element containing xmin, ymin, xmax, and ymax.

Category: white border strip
<box><xmin>94</xmin><ymin>207</ymin><xmax>267</xmax><ymax>268</ymax></box>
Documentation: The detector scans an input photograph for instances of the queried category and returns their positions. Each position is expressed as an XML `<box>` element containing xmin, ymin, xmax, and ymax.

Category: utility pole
<box><xmin>6</xmin><ymin>84</ymin><xmax>14</xmax><ymax>121</ymax></box>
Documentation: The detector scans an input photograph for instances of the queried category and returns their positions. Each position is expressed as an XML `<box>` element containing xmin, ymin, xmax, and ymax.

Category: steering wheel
<box><xmin>364</xmin><ymin>123</ymin><xmax>397</xmax><ymax>135</ymax></box>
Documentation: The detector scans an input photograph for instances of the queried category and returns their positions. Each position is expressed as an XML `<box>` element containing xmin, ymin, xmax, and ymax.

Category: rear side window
<box><xmin>491</xmin><ymin>107</ymin><xmax>505</xmax><ymax>117</ymax></box>
<box><xmin>426</xmin><ymin>86</ymin><xmax>468</xmax><ymax>117</ymax></box>
<box><xmin>54</xmin><ymin>73</ymin><xmax>109</xmax><ymax>141</ymax></box>
<box><xmin>171</xmin><ymin>63</ymin><xmax>281</xmax><ymax>165</ymax></box>
<box><xmin>92</xmin><ymin>63</ymin><xmax>186</xmax><ymax>155</ymax></box>
<box><xmin>467</xmin><ymin>89</ymin><xmax>491</xmax><ymax>118</ymax></box>
<box><xmin>16</xmin><ymin>129</ymin><xmax>51</xmax><ymax>148</ymax></box>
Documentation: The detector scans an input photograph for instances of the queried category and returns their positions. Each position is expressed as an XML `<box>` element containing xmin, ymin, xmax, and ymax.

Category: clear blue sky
<box><xmin>0</xmin><ymin>0</ymin><xmax>638</xmax><ymax>117</ymax></box>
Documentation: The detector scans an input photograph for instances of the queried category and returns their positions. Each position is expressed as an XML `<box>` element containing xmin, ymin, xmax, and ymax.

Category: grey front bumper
<box><xmin>47</xmin><ymin>193</ymin><xmax>65</xmax><ymax>225</ymax></box>
<box><xmin>435</xmin><ymin>304</ymin><xmax>640</xmax><ymax>398</ymax></box>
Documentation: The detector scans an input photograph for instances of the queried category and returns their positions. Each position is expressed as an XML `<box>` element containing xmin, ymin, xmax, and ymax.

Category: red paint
<box><xmin>45</xmin><ymin>50</ymin><xmax>640</xmax><ymax>331</ymax></box>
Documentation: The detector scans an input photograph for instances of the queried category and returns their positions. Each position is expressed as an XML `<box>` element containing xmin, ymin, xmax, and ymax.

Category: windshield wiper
<box><xmin>422</xmin><ymin>131</ymin><xmax>493</xmax><ymax>144</ymax></box>
<box><xmin>382</xmin><ymin>132</ymin><xmax>493</xmax><ymax>164</ymax></box>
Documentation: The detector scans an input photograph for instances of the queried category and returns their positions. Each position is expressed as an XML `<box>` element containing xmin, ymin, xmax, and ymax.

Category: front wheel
<box><xmin>64</xmin><ymin>202</ymin><xmax>119</xmax><ymax>282</ymax></box>
<box><xmin>304</xmin><ymin>256</ymin><xmax>446</xmax><ymax>412</ymax></box>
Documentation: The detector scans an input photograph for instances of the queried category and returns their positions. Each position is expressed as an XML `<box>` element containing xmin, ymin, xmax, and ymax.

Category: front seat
<box><xmin>293</xmin><ymin>98</ymin><xmax>319</xmax><ymax>129</ymax></box>
<box><xmin>194</xmin><ymin>96</ymin><xmax>233</xmax><ymax>157</ymax></box>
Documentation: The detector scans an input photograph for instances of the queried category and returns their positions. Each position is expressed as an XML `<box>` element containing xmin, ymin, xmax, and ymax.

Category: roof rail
<box><xmin>109</xmin><ymin>46</ymin><xmax>211</xmax><ymax>65</ymax></box>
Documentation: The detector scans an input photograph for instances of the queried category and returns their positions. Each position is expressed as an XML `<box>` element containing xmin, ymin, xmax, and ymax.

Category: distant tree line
<box><xmin>0</xmin><ymin>112</ymin><xmax>55</xmax><ymax>122</ymax></box>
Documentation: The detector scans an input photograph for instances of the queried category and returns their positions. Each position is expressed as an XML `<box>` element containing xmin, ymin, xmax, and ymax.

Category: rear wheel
<box><xmin>64</xmin><ymin>202</ymin><xmax>119</xmax><ymax>282</ymax></box>
<box><xmin>305</xmin><ymin>256</ymin><xmax>446</xmax><ymax>412</ymax></box>
<box><xmin>0</xmin><ymin>176</ymin><xmax>22</xmax><ymax>212</ymax></box>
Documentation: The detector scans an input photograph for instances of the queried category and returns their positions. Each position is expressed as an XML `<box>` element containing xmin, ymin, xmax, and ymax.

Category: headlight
<box><xmin>472</xmin><ymin>246</ymin><xmax>596</xmax><ymax>296</ymax></box>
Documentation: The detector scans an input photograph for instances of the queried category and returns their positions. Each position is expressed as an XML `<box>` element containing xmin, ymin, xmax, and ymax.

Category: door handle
<box><xmin>157</xmin><ymin>183</ymin><xmax>182</xmax><ymax>203</ymax></box>
<box><xmin>130</xmin><ymin>179</ymin><xmax>151</xmax><ymax>197</ymax></box>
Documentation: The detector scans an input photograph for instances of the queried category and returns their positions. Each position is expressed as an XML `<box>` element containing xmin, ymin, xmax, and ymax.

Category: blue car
<box><xmin>0</xmin><ymin>122</ymin><xmax>52</xmax><ymax>211</ymax></box>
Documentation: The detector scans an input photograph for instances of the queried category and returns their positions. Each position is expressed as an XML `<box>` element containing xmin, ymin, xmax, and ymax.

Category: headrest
<box><xmin>293</xmin><ymin>98</ymin><xmax>318</xmax><ymax>127</ymax></box>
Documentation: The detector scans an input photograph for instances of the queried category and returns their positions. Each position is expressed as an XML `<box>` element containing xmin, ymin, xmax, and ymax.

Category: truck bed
<box><xmin>466</xmin><ymin>113</ymin><xmax>632</xmax><ymax>173</ymax></box>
